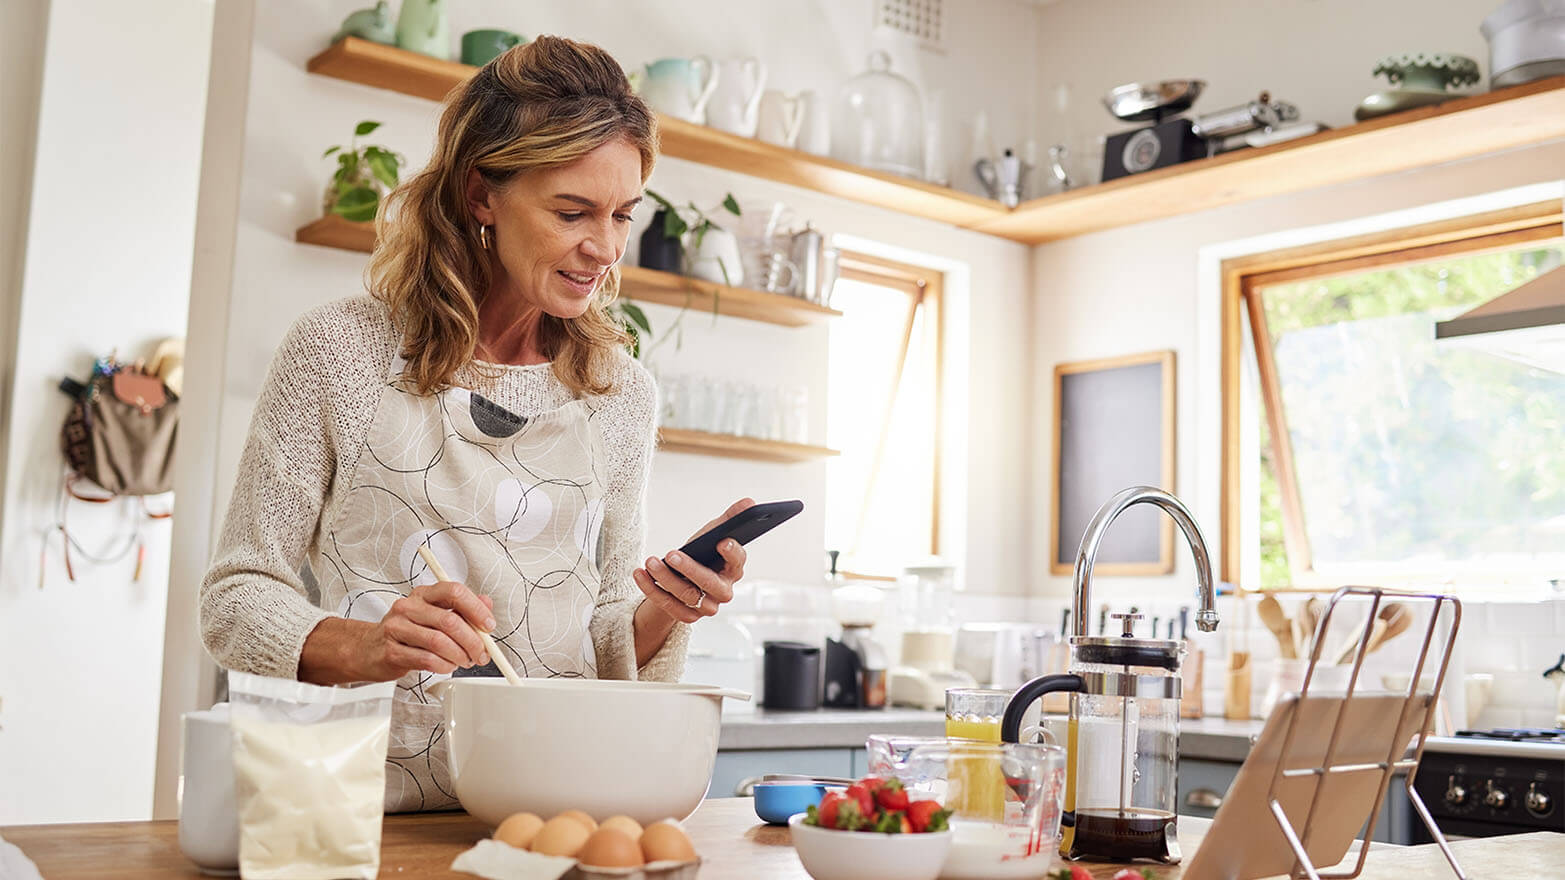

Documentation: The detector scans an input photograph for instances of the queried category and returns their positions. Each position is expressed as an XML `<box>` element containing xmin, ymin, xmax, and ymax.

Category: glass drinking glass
<box><xmin>945</xmin><ymin>687</ymin><xmax>1009</xmax><ymax>742</ymax></box>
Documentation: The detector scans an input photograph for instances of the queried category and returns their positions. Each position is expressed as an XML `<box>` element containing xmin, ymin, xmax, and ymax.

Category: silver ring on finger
<box><xmin>684</xmin><ymin>588</ymin><xmax>706</xmax><ymax>610</ymax></box>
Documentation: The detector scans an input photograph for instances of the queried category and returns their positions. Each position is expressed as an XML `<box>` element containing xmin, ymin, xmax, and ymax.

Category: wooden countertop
<box><xmin>4</xmin><ymin>798</ymin><xmax>1561</xmax><ymax>879</ymax></box>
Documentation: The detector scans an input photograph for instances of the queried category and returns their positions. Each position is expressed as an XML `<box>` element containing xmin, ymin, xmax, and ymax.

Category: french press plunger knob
<box><xmin>1109</xmin><ymin>612</ymin><xmax>1143</xmax><ymax>638</ymax></box>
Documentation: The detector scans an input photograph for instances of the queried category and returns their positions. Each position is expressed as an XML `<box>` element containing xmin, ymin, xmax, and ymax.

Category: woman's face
<box><xmin>467</xmin><ymin>137</ymin><xmax>643</xmax><ymax>318</ymax></box>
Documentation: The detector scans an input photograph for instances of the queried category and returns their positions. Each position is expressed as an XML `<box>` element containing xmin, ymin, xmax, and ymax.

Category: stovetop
<box><xmin>1454</xmin><ymin>727</ymin><xmax>1565</xmax><ymax>743</ymax></box>
<box><xmin>1424</xmin><ymin>729</ymin><xmax>1565</xmax><ymax>760</ymax></box>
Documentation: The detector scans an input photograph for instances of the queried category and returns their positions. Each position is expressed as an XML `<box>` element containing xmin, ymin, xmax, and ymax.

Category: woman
<box><xmin>200</xmin><ymin>36</ymin><xmax>749</xmax><ymax>812</ymax></box>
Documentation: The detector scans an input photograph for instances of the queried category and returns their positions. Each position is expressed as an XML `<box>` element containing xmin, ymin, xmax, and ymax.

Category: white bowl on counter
<box><xmin>427</xmin><ymin>677</ymin><xmax>748</xmax><ymax>827</ymax></box>
<box><xmin>789</xmin><ymin>813</ymin><xmax>951</xmax><ymax>880</ymax></box>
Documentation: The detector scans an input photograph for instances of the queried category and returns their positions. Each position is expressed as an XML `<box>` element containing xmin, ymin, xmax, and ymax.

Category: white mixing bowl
<box><xmin>428</xmin><ymin>677</ymin><xmax>748</xmax><ymax>826</ymax></box>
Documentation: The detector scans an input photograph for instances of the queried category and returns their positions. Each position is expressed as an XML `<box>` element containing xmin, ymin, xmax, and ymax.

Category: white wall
<box><xmin>1031</xmin><ymin>0</ymin><xmax>1502</xmax><ymax>185</ymax></box>
<box><xmin>0</xmin><ymin>0</ymin><xmax>213</xmax><ymax>824</ymax></box>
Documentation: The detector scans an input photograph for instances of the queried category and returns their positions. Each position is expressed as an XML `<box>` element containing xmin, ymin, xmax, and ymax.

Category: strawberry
<box><xmin>844</xmin><ymin>782</ymin><xmax>875</xmax><ymax>817</ymax></box>
<box><xmin>857</xmin><ymin>775</ymin><xmax>889</xmax><ymax>795</ymax></box>
<box><xmin>816</xmin><ymin>792</ymin><xmax>845</xmax><ymax>828</ymax></box>
<box><xmin>834</xmin><ymin>798</ymin><xmax>869</xmax><ymax>831</ymax></box>
<box><xmin>1050</xmin><ymin>867</ymin><xmax>1094</xmax><ymax>880</ymax></box>
<box><xmin>1112</xmin><ymin>870</ymin><xmax>1156</xmax><ymax>880</ymax></box>
<box><xmin>906</xmin><ymin>799</ymin><xmax>950</xmax><ymax>833</ymax></box>
<box><xmin>874</xmin><ymin>778</ymin><xmax>910</xmax><ymax>812</ymax></box>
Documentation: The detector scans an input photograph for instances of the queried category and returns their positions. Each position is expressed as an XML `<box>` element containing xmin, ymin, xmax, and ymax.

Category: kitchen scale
<box><xmin>1100</xmin><ymin>80</ymin><xmax>1210</xmax><ymax>181</ymax></box>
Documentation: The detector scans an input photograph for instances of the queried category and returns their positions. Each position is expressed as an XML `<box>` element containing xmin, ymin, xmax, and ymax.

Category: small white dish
<box><xmin>788</xmin><ymin>813</ymin><xmax>951</xmax><ymax>880</ymax></box>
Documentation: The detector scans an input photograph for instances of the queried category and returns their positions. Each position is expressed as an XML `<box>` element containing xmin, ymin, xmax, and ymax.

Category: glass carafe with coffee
<box><xmin>1001</xmin><ymin>487</ymin><xmax>1219</xmax><ymax>865</ymax></box>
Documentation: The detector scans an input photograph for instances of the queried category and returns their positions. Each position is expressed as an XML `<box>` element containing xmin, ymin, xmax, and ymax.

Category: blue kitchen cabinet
<box><xmin>708</xmin><ymin>748</ymin><xmax>854</xmax><ymax>799</ymax></box>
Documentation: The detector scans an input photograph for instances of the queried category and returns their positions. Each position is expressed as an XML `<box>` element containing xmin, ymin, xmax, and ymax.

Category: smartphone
<box><xmin>670</xmin><ymin>499</ymin><xmax>804</xmax><ymax>570</ymax></box>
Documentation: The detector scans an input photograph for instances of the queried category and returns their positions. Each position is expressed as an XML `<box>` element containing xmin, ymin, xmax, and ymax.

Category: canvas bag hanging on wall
<box><xmin>59</xmin><ymin>364</ymin><xmax>179</xmax><ymax>496</ymax></box>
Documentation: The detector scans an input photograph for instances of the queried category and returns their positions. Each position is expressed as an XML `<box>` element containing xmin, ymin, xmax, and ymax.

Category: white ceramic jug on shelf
<box><xmin>639</xmin><ymin>56</ymin><xmax>718</xmax><ymax>123</ymax></box>
<box><xmin>756</xmin><ymin>90</ymin><xmax>805</xmax><ymax>149</ymax></box>
<box><xmin>705</xmin><ymin>57</ymin><xmax>767</xmax><ymax>137</ymax></box>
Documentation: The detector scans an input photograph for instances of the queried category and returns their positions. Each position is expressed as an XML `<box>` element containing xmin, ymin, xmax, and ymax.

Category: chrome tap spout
<box><xmin>1071</xmin><ymin>486</ymin><xmax>1219</xmax><ymax>637</ymax></box>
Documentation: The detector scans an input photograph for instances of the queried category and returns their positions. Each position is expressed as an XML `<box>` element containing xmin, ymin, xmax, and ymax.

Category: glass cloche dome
<box><xmin>830</xmin><ymin>50</ymin><xmax>924</xmax><ymax>179</ymax></box>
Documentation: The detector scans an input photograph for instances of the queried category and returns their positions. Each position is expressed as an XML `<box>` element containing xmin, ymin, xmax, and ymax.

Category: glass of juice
<box><xmin>943</xmin><ymin>688</ymin><xmax>1012</xmax><ymax>820</ymax></box>
<box><xmin>944</xmin><ymin>687</ymin><xmax>1011</xmax><ymax>741</ymax></box>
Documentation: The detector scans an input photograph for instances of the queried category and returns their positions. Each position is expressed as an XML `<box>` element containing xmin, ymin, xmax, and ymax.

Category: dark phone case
<box><xmin>673</xmin><ymin>500</ymin><xmax>804</xmax><ymax>570</ymax></box>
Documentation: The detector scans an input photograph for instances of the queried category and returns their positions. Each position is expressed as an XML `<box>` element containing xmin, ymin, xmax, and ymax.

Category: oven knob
<box><xmin>1444</xmin><ymin>776</ymin><xmax>1467</xmax><ymax>807</ymax></box>
<box><xmin>1484</xmin><ymin>782</ymin><xmax>1510</xmax><ymax>810</ymax></box>
<box><xmin>1525</xmin><ymin>784</ymin><xmax>1552</xmax><ymax>817</ymax></box>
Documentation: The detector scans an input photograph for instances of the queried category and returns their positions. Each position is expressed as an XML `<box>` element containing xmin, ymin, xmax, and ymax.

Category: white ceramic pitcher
<box><xmin>640</xmin><ymin>57</ymin><xmax>718</xmax><ymax>123</ymax></box>
<box><xmin>756</xmin><ymin>90</ymin><xmax>805</xmax><ymax>149</ymax></box>
<box><xmin>705</xmin><ymin>57</ymin><xmax>767</xmax><ymax>137</ymax></box>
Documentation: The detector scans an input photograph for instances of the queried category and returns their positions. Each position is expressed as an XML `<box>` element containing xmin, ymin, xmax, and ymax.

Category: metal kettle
<box><xmin>1001</xmin><ymin>486</ymin><xmax>1220</xmax><ymax>864</ymax></box>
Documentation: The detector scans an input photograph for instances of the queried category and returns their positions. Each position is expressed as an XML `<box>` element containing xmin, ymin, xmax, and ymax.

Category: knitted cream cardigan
<box><xmin>198</xmin><ymin>295</ymin><xmax>688</xmax><ymax>682</ymax></box>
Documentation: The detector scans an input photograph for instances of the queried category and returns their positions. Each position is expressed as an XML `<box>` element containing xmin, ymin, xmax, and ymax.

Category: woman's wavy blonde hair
<box><xmin>368</xmin><ymin>35</ymin><xmax>658</xmax><ymax>396</ymax></box>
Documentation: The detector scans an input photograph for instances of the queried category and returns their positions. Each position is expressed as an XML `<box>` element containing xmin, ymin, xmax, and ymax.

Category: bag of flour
<box><xmin>228</xmin><ymin>671</ymin><xmax>394</xmax><ymax>880</ymax></box>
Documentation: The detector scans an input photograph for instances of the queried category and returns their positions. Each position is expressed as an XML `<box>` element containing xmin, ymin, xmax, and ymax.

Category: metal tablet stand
<box><xmin>1269</xmin><ymin>586</ymin><xmax>1467</xmax><ymax>880</ymax></box>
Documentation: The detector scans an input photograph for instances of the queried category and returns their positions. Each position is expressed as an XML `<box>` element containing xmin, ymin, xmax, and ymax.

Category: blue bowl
<box><xmin>753</xmin><ymin>781</ymin><xmax>829</xmax><ymax>825</ymax></box>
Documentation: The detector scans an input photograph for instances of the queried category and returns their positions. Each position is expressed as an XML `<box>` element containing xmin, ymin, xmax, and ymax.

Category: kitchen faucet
<box><xmin>1070</xmin><ymin>486</ymin><xmax>1219</xmax><ymax>637</ymax></box>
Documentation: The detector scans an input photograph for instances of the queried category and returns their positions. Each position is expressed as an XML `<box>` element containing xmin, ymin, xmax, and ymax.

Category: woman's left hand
<box><xmin>633</xmin><ymin>497</ymin><xmax>753</xmax><ymax>624</ymax></box>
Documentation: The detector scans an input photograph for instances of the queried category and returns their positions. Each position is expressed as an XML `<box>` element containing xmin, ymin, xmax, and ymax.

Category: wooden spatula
<box><xmin>417</xmin><ymin>544</ymin><xmax>523</xmax><ymax>685</ymax></box>
<box><xmin>1257</xmin><ymin>593</ymin><xmax>1297</xmax><ymax>659</ymax></box>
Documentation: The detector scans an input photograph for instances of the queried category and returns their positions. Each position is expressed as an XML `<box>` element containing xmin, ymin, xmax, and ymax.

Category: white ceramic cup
<box><xmin>756</xmin><ymin>90</ymin><xmax>805</xmax><ymax>148</ymax></box>
<box><xmin>178</xmin><ymin>704</ymin><xmax>239</xmax><ymax>875</ymax></box>
<box><xmin>704</xmin><ymin>57</ymin><xmax>767</xmax><ymax>137</ymax></box>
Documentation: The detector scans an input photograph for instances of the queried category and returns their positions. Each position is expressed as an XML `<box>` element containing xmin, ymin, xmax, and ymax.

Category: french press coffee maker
<box><xmin>1001</xmin><ymin>487</ymin><xmax>1219</xmax><ymax>864</ymax></box>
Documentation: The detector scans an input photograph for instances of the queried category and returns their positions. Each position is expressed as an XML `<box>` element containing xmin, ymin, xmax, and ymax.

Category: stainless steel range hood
<box><xmin>1434</xmin><ymin>264</ymin><xmax>1565</xmax><ymax>374</ymax></box>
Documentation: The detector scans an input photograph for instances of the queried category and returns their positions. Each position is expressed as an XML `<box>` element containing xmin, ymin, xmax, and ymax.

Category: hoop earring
<box><xmin>479</xmin><ymin>224</ymin><xmax>493</xmax><ymax>251</ymax></box>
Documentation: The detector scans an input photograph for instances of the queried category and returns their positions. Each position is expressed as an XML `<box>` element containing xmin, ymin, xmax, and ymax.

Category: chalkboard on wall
<box><xmin>1051</xmin><ymin>351</ymin><xmax>1175</xmax><ymax>575</ymax></box>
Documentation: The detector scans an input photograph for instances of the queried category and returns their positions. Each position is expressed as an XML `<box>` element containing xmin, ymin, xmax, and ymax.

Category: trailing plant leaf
<box><xmin>619</xmin><ymin>301</ymin><xmax>652</xmax><ymax>335</ymax></box>
<box><xmin>333</xmin><ymin>185</ymin><xmax>379</xmax><ymax>222</ymax></box>
<box><xmin>721</xmin><ymin>193</ymin><xmax>741</xmax><ymax>216</ymax></box>
<box><xmin>354</xmin><ymin>120</ymin><xmax>382</xmax><ymax>137</ymax></box>
<box><xmin>364</xmin><ymin>147</ymin><xmax>399</xmax><ymax>188</ymax></box>
<box><xmin>322</xmin><ymin>145</ymin><xmax>341</xmax><ymax>159</ymax></box>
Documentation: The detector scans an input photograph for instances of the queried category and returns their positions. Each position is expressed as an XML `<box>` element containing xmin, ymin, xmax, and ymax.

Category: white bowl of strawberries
<box><xmin>789</xmin><ymin>776</ymin><xmax>953</xmax><ymax>880</ymax></box>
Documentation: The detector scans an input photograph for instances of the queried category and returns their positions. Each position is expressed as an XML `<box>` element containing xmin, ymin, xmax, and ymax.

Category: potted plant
<box><xmin>639</xmin><ymin>190</ymin><xmax>743</xmax><ymax>286</ymax></box>
<box><xmin>321</xmin><ymin>120</ymin><xmax>404</xmax><ymax>222</ymax></box>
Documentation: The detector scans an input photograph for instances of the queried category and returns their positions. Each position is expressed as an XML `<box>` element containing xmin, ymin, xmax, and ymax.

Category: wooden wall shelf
<box><xmin>618</xmin><ymin>266</ymin><xmax>841</xmax><ymax>327</ymax></box>
<box><xmin>304</xmin><ymin>38</ymin><xmax>1005</xmax><ymax>230</ymax></box>
<box><xmin>306</xmin><ymin>38</ymin><xmax>1565</xmax><ymax>245</ymax></box>
<box><xmin>293</xmin><ymin>216</ymin><xmax>835</xmax><ymax>327</ymax></box>
<box><xmin>296</xmin><ymin>214</ymin><xmax>375</xmax><ymax>251</ymax></box>
<box><xmin>657</xmin><ymin>427</ymin><xmax>839</xmax><ymax>463</ymax></box>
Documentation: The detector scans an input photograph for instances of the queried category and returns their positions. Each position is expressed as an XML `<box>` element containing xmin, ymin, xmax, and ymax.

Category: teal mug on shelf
<box><xmin>461</xmin><ymin>28</ymin><xmax>525</xmax><ymax>67</ymax></box>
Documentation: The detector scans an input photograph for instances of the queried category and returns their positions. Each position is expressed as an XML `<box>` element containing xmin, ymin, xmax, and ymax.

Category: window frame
<box><xmin>1219</xmin><ymin>200</ymin><xmax>1565</xmax><ymax>591</ymax></box>
<box><xmin>830</xmin><ymin>250</ymin><xmax>945</xmax><ymax>582</ymax></box>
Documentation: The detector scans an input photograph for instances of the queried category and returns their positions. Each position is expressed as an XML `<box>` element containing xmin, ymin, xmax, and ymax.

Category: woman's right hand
<box><xmin>299</xmin><ymin>581</ymin><xmax>496</xmax><ymax>684</ymax></box>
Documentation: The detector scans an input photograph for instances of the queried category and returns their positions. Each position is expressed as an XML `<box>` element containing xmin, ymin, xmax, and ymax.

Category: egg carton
<box><xmin>569</xmin><ymin>858</ymin><xmax>700</xmax><ymax>880</ymax></box>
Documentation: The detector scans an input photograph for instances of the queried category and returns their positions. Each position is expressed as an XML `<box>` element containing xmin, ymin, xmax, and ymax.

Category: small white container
<box><xmin>178</xmin><ymin>704</ymin><xmax>239</xmax><ymax>876</ymax></box>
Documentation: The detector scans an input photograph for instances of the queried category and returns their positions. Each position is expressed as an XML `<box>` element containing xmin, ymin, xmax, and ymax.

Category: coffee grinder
<box><xmin>822</xmin><ymin>551</ymin><xmax>888</xmax><ymax>709</ymax></box>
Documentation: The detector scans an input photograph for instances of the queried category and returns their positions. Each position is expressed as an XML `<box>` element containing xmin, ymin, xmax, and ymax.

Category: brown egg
<box><xmin>530</xmin><ymin>815</ymin><xmax>591</xmax><ymax>857</ymax></box>
<box><xmin>555</xmin><ymin>809</ymin><xmax>599</xmax><ymax>833</ymax></box>
<box><xmin>639</xmin><ymin>820</ymin><xmax>697</xmax><ymax>864</ymax></box>
<box><xmin>492</xmin><ymin>812</ymin><xmax>544</xmax><ymax>849</ymax></box>
<box><xmin>599</xmin><ymin>815</ymin><xmax>644</xmax><ymax>840</ymax></box>
<box><xmin>577</xmin><ymin>828</ymin><xmax>645</xmax><ymax>868</ymax></box>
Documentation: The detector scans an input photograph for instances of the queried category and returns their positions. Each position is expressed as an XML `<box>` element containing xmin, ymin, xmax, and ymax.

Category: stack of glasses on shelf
<box><xmin>659</xmin><ymin>375</ymin><xmax>808</xmax><ymax>443</ymax></box>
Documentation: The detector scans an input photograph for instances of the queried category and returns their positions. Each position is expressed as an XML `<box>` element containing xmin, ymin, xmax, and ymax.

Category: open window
<box><xmin>1221</xmin><ymin>202</ymin><xmax>1565</xmax><ymax>588</ymax></box>
<box><xmin>824</xmin><ymin>252</ymin><xmax>944</xmax><ymax>579</ymax></box>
